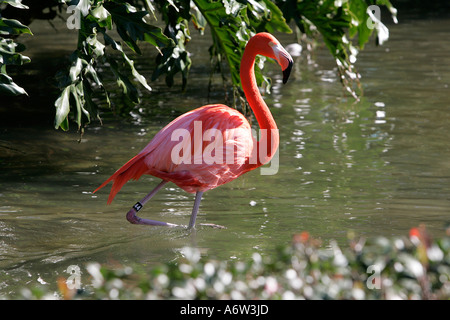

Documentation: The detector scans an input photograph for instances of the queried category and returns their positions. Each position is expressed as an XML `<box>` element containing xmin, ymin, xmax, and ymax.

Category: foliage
<box><xmin>53</xmin><ymin>0</ymin><xmax>174</xmax><ymax>131</ymax></box>
<box><xmin>276</xmin><ymin>0</ymin><xmax>397</xmax><ymax>98</ymax></box>
<box><xmin>0</xmin><ymin>0</ymin><xmax>32</xmax><ymax>96</ymax></box>
<box><xmin>18</xmin><ymin>226</ymin><xmax>450</xmax><ymax>300</ymax></box>
<box><xmin>0</xmin><ymin>0</ymin><xmax>397</xmax><ymax>132</ymax></box>
<box><xmin>153</xmin><ymin>0</ymin><xmax>290</xmax><ymax>97</ymax></box>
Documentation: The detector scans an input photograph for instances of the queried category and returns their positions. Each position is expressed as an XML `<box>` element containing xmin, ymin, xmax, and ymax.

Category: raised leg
<box><xmin>126</xmin><ymin>180</ymin><xmax>178</xmax><ymax>227</ymax></box>
<box><xmin>126</xmin><ymin>182</ymin><xmax>225</xmax><ymax>229</ymax></box>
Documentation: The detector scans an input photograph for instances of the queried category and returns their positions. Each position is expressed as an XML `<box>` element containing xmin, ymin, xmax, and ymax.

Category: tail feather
<box><xmin>93</xmin><ymin>153</ymin><xmax>149</xmax><ymax>204</ymax></box>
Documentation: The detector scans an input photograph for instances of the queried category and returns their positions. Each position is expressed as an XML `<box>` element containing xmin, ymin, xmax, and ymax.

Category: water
<box><xmin>1</xmin><ymin>15</ymin><xmax>449</xmax><ymax>297</ymax></box>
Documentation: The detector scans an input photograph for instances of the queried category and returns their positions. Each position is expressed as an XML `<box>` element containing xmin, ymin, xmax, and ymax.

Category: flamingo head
<box><xmin>249</xmin><ymin>33</ymin><xmax>294</xmax><ymax>84</ymax></box>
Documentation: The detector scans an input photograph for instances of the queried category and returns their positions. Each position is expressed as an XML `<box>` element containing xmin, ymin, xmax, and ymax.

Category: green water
<box><xmin>1</xmin><ymin>16</ymin><xmax>449</xmax><ymax>296</ymax></box>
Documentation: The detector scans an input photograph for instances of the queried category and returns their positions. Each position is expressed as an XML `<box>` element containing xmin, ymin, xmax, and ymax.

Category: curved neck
<box><xmin>240</xmin><ymin>48</ymin><xmax>279</xmax><ymax>165</ymax></box>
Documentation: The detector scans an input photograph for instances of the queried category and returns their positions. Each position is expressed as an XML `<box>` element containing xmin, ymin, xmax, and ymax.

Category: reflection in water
<box><xmin>1</xmin><ymin>17</ymin><xmax>450</xmax><ymax>296</ymax></box>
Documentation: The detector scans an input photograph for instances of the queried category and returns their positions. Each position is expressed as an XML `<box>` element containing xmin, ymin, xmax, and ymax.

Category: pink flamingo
<box><xmin>94</xmin><ymin>33</ymin><xmax>293</xmax><ymax>229</ymax></box>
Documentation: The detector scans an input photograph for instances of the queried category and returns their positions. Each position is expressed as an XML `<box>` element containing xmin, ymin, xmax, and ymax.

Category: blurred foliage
<box><xmin>17</xmin><ymin>226</ymin><xmax>450</xmax><ymax>300</ymax></box>
<box><xmin>0</xmin><ymin>0</ymin><xmax>397</xmax><ymax>132</ymax></box>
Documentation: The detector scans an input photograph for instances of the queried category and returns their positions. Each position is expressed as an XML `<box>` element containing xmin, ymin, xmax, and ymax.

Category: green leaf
<box><xmin>152</xmin><ymin>7</ymin><xmax>192</xmax><ymax>90</ymax></box>
<box><xmin>0</xmin><ymin>0</ymin><xmax>29</xmax><ymax>9</ymax></box>
<box><xmin>0</xmin><ymin>38</ymin><xmax>31</xmax><ymax>66</ymax></box>
<box><xmin>90</xmin><ymin>5</ymin><xmax>112</xmax><ymax>30</ymax></box>
<box><xmin>123</xmin><ymin>53</ymin><xmax>152</xmax><ymax>92</ymax></box>
<box><xmin>85</xmin><ymin>63</ymin><xmax>102</xmax><ymax>87</ymax></box>
<box><xmin>85</xmin><ymin>34</ymin><xmax>106</xmax><ymax>58</ymax></box>
<box><xmin>103</xmin><ymin>32</ymin><xmax>151</xmax><ymax>93</ymax></box>
<box><xmin>68</xmin><ymin>56</ymin><xmax>86</xmax><ymax>82</ymax></box>
<box><xmin>76</xmin><ymin>0</ymin><xmax>91</xmax><ymax>17</ymax></box>
<box><xmin>192</xmin><ymin>0</ymin><xmax>249</xmax><ymax>87</ymax></box>
<box><xmin>106</xmin><ymin>3</ymin><xmax>174</xmax><ymax>54</ymax></box>
<box><xmin>143</xmin><ymin>0</ymin><xmax>157</xmax><ymax>18</ymax></box>
<box><xmin>71</xmin><ymin>81</ymin><xmax>89</xmax><ymax>129</ymax></box>
<box><xmin>106</xmin><ymin>57</ymin><xmax>139</xmax><ymax>104</ymax></box>
<box><xmin>190</xmin><ymin>3</ymin><xmax>207</xmax><ymax>33</ymax></box>
<box><xmin>0</xmin><ymin>73</ymin><xmax>27</xmax><ymax>96</ymax></box>
<box><xmin>0</xmin><ymin>18</ymin><xmax>33</xmax><ymax>36</ymax></box>
<box><xmin>191</xmin><ymin>0</ymin><xmax>290</xmax><ymax>93</ymax></box>
<box><xmin>248</xmin><ymin>0</ymin><xmax>292</xmax><ymax>33</ymax></box>
<box><xmin>54</xmin><ymin>85</ymin><xmax>71</xmax><ymax>130</ymax></box>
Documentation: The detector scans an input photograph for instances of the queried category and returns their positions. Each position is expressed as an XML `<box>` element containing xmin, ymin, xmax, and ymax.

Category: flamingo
<box><xmin>94</xmin><ymin>33</ymin><xmax>294</xmax><ymax>229</ymax></box>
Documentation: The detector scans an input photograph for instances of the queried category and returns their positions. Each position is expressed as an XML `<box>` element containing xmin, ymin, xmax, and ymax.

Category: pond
<box><xmin>0</xmin><ymin>14</ymin><xmax>449</xmax><ymax>297</ymax></box>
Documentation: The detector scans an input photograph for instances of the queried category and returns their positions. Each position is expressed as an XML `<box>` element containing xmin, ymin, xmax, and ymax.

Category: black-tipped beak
<box><xmin>282</xmin><ymin>58</ymin><xmax>293</xmax><ymax>84</ymax></box>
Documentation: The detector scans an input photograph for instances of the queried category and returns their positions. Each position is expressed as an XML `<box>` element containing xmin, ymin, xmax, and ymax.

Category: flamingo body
<box><xmin>95</xmin><ymin>104</ymin><xmax>256</xmax><ymax>203</ymax></box>
<box><xmin>94</xmin><ymin>33</ymin><xmax>294</xmax><ymax>228</ymax></box>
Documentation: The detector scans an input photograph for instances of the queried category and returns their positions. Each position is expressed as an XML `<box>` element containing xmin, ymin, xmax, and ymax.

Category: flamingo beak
<box><xmin>282</xmin><ymin>58</ymin><xmax>293</xmax><ymax>84</ymax></box>
<box><xmin>271</xmin><ymin>42</ymin><xmax>294</xmax><ymax>84</ymax></box>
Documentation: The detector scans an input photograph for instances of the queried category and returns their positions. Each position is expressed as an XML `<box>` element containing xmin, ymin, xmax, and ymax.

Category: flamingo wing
<box><xmin>94</xmin><ymin>104</ymin><xmax>255</xmax><ymax>203</ymax></box>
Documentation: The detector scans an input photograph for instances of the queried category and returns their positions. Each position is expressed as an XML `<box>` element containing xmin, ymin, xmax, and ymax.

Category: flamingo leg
<box><xmin>189</xmin><ymin>192</ymin><xmax>226</xmax><ymax>229</ymax></box>
<box><xmin>188</xmin><ymin>191</ymin><xmax>203</xmax><ymax>229</ymax></box>
<box><xmin>126</xmin><ymin>181</ymin><xmax>225</xmax><ymax>229</ymax></box>
<box><xmin>126</xmin><ymin>180</ymin><xmax>178</xmax><ymax>227</ymax></box>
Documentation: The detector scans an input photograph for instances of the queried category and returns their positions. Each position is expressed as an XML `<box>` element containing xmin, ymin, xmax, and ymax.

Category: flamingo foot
<box><xmin>126</xmin><ymin>207</ymin><xmax>225</xmax><ymax>229</ymax></box>
<box><xmin>126</xmin><ymin>207</ymin><xmax>178</xmax><ymax>227</ymax></box>
<box><xmin>125</xmin><ymin>183</ymin><xmax>224</xmax><ymax>229</ymax></box>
